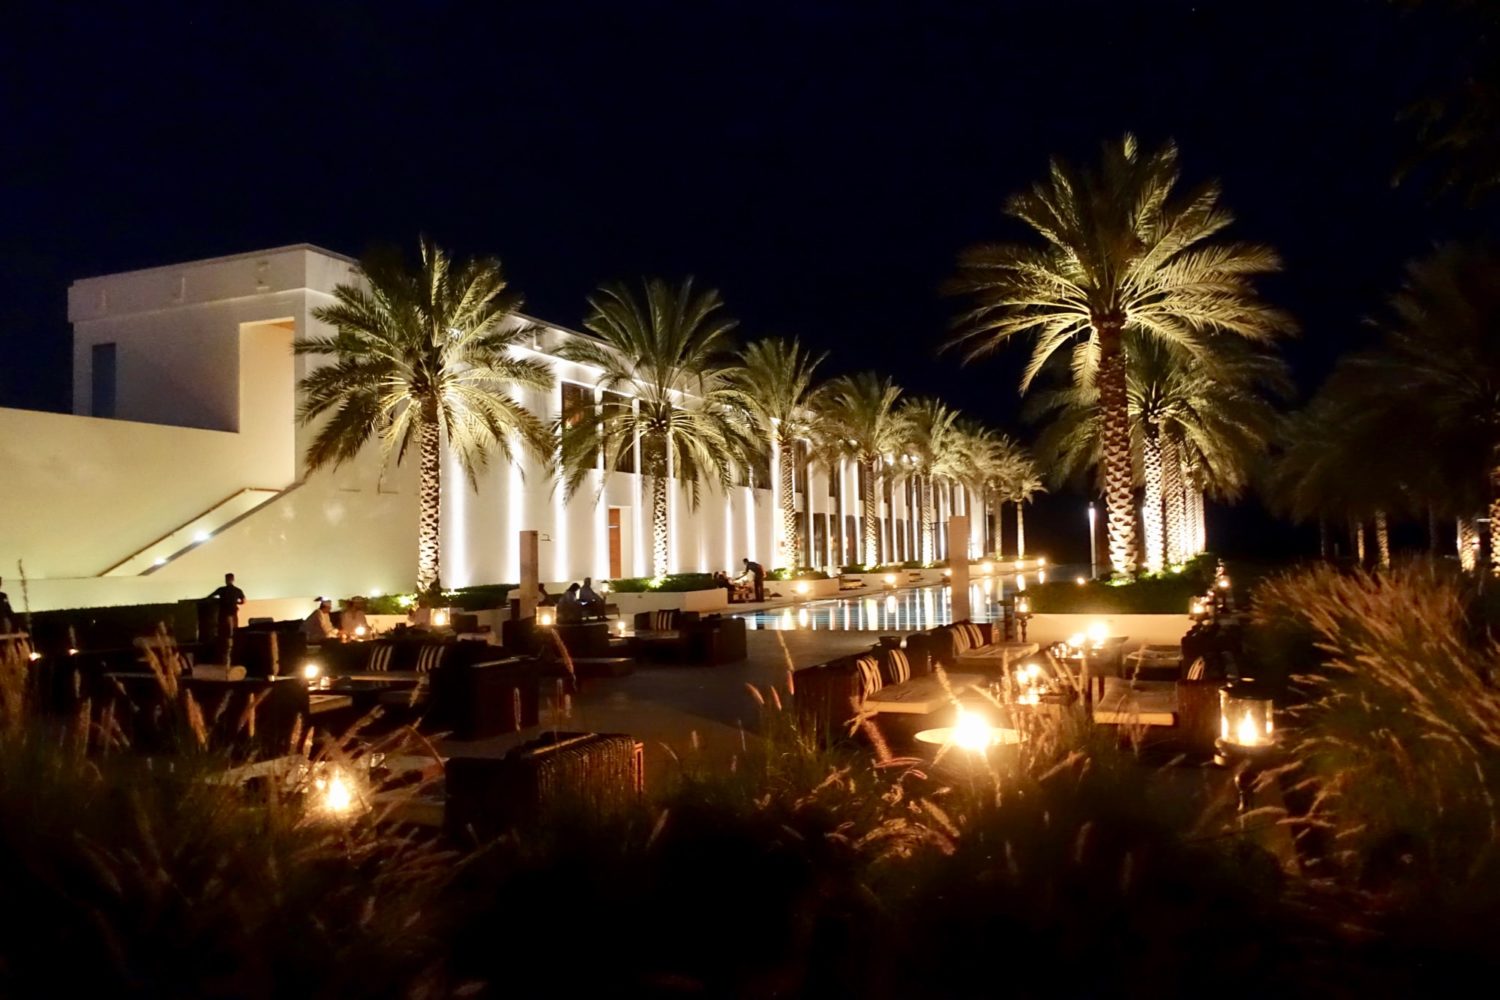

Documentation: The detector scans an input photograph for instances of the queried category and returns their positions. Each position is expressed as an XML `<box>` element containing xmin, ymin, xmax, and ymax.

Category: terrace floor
<box><xmin>432</xmin><ymin>626</ymin><xmax>1297</xmax><ymax>869</ymax></box>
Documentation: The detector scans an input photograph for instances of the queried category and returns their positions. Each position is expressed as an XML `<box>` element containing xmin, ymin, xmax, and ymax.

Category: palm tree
<box><xmin>1350</xmin><ymin>244</ymin><xmax>1500</xmax><ymax>571</ymax></box>
<box><xmin>729</xmin><ymin>338</ymin><xmax>826</xmax><ymax>568</ymax></box>
<box><xmin>557</xmin><ymin>278</ymin><xmax>756</xmax><ymax>579</ymax></box>
<box><xmin>1031</xmin><ymin>333</ymin><xmax>1285</xmax><ymax>571</ymax></box>
<box><xmin>894</xmin><ymin>397</ymin><xmax>959</xmax><ymax>562</ymax></box>
<box><xmin>821</xmin><ymin>373</ymin><xmax>903</xmax><ymax>566</ymax></box>
<box><xmin>297</xmin><ymin>239</ymin><xmax>553</xmax><ymax>593</ymax></box>
<box><xmin>949</xmin><ymin>134</ymin><xmax>1293</xmax><ymax>576</ymax></box>
<box><xmin>1267</xmin><ymin>387</ymin><xmax>1406</xmax><ymax>568</ymax></box>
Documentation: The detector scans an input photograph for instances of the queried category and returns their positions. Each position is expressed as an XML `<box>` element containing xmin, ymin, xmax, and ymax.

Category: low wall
<box><xmin>610</xmin><ymin>589</ymin><xmax>730</xmax><ymax>616</ymax></box>
<box><xmin>1024</xmin><ymin>613</ymin><xmax>1193</xmax><ymax>649</ymax></box>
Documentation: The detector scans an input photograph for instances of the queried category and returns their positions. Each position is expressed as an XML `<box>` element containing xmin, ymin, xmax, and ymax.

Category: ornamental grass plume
<box><xmin>1253</xmin><ymin>561</ymin><xmax>1500</xmax><ymax>981</ymax></box>
<box><xmin>0</xmin><ymin>635</ymin><xmax>451</xmax><ymax>998</ymax></box>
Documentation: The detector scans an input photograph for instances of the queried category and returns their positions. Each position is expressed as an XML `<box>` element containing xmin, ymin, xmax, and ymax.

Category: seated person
<box><xmin>303</xmin><ymin>598</ymin><xmax>339</xmax><ymax>643</ymax></box>
<box><xmin>408</xmin><ymin>595</ymin><xmax>433</xmax><ymax>629</ymax></box>
<box><xmin>536</xmin><ymin>582</ymin><xmax>556</xmax><ymax>607</ymax></box>
<box><xmin>556</xmin><ymin>583</ymin><xmax>585</xmax><ymax>625</ymax></box>
<box><xmin>340</xmin><ymin>596</ymin><xmax>371</xmax><ymax>639</ymax></box>
<box><xmin>578</xmin><ymin>577</ymin><xmax>606</xmax><ymax>618</ymax></box>
<box><xmin>713</xmin><ymin>570</ymin><xmax>735</xmax><ymax>601</ymax></box>
<box><xmin>730</xmin><ymin>570</ymin><xmax>755</xmax><ymax>604</ymax></box>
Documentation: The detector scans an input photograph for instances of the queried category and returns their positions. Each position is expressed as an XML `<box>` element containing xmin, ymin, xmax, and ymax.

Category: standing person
<box><xmin>742</xmin><ymin>557</ymin><xmax>765</xmax><ymax>603</ymax></box>
<box><xmin>206</xmin><ymin>572</ymin><xmax>246</xmax><ymax>664</ymax></box>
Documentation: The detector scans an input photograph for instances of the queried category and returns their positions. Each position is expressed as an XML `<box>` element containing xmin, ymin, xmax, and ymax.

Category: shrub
<box><xmin>610</xmin><ymin>573</ymin><xmax>720</xmax><ymax>593</ymax></box>
<box><xmin>768</xmin><ymin>567</ymin><xmax>831</xmax><ymax>581</ymax></box>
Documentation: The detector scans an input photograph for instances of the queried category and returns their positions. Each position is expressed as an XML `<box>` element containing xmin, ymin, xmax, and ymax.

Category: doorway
<box><xmin>608</xmin><ymin>507</ymin><xmax>623</xmax><ymax>578</ymax></box>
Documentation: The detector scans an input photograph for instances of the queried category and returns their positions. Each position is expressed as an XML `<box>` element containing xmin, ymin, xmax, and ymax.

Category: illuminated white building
<box><xmin>0</xmin><ymin>245</ymin><xmax>986</xmax><ymax>610</ymax></box>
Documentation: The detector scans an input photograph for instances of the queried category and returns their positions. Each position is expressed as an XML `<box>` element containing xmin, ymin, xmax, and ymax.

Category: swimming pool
<box><xmin>737</xmin><ymin>582</ymin><xmax>1009</xmax><ymax>631</ymax></box>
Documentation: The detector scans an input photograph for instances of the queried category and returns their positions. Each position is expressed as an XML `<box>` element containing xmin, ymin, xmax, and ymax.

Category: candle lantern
<box><xmin>1215</xmin><ymin>678</ymin><xmax>1277</xmax><ymax>810</ymax></box>
<box><xmin>1015</xmin><ymin>594</ymin><xmax>1032</xmax><ymax>642</ymax></box>
<box><xmin>1189</xmin><ymin>596</ymin><xmax>1210</xmax><ymax>623</ymax></box>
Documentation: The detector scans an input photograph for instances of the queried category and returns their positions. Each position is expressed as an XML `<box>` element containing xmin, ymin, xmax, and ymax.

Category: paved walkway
<box><xmin>434</xmin><ymin>630</ymin><xmax>878</xmax><ymax>789</ymax></box>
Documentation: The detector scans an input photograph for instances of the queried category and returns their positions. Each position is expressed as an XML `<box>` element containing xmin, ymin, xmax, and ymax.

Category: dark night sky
<box><xmin>1</xmin><ymin>0</ymin><xmax>1489</xmax><ymax>564</ymax></box>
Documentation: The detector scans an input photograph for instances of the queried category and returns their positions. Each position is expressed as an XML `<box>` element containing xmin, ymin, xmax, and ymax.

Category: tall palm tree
<box><xmin>1350</xmin><ymin>244</ymin><xmax>1500</xmax><ymax>572</ymax></box>
<box><xmin>949</xmin><ymin>134</ymin><xmax>1293</xmax><ymax>576</ymax></box>
<box><xmin>298</xmin><ymin>239</ymin><xmax>553</xmax><ymax>593</ymax></box>
<box><xmin>895</xmin><ymin>397</ymin><xmax>959</xmax><ymax>562</ymax></box>
<box><xmin>729</xmin><ymin>337</ymin><xmax>826</xmax><ymax>568</ymax></box>
<box><xmin>821</xmin><ymin>373</ymin><xmax>903</xmax><ymax>565</ymax></box>
<box><xmin>557</xmin><ymin>278</ymin><xmax>756</xmax><ymax>579</ymax></box>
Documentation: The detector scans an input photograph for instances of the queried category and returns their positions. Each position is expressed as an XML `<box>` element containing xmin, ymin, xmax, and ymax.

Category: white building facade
<box><xmin>0</xmin><ymin>245</ymin><xmax>989</xmax><ymax>611</ymax></box>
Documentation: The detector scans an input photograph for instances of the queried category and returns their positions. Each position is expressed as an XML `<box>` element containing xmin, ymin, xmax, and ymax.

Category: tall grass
<box><xmin>0</xmin><ymin>634</ymin><xmax>451</xmax><ymax>998</ymax></box>
<box><xmin>1254</xmin><ymin>562</ymin><xmax>1500</xmax><ymax>977</ymax></box>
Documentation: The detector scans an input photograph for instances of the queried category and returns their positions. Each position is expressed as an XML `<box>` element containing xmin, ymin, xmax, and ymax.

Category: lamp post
<box><xmin>1087</xmin><ymin>502</ymin><xmax>1098</xmax><ymax>581</ymax></box>
<box><xmin>1015</xmin><ymin>594</ymin><xmax>1032</xmax><ymax>642</ymax></box>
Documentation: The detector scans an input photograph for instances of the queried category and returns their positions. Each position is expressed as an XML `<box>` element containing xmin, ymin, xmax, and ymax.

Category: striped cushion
<box><xmin>853</xmin><ymin>655</ymin><xmax>883</xmax><ymax>697</ymax></box>
<box><xmin>881</xmin><ymin>648</ymin><xmax>911</xmax><ymax>686</ymax></box>
<box><xmin>651</xmin><ymin>610</ymin><xmax>677</xmax><ymax>631</ymax></box>
<box><xmin>959</xmin><ymin>622</ymin><xmax>985</xmax><ymax>648</ymax></box>
<box><xmin>949</xmin><ymin>626</ymin><xmax>972</xmax><ymax>655</ymax></box>
<box><xmin>1185</xmin><ymin>657</ymin><xmax>1206</xmax><ymax>681</ymax></box>
<box><xmin>415</xmin><ymin>644</ymin><xmax>447</xmax><ymax>674</ymax></box>
<box><xmin>367</xmin><ymin>645</ymin><xmax>395</xmax><ymax>673</ymax></box>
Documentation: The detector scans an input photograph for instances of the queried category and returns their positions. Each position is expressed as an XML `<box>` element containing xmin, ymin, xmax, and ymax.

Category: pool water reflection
<box><xmin>738</xmin><ymin>583</ymin><xmax>1010</xmax><ymax>631</ymax></box>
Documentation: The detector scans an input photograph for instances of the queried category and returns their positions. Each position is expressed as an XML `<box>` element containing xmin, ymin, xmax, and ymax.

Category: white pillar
<box><xmin>948</xmin><ymin>515</ymin><xmax>970</xmax><ymax>623</ymax></box>
<box><xmin>518</xmin><ymin>529</ymin><xmax>539</xmax><ymax>620</ymax></box>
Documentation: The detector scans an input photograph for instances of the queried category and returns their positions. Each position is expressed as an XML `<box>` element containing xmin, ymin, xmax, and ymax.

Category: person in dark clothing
<box><xmin>206</xmin><ymin>572</ymin><xmax>246</xmax><ymax>664</ymax></box>
<box><xmin>742</xmin><ymin>558</ymin><xmax>765</xmax><ymax>603</ymax></box>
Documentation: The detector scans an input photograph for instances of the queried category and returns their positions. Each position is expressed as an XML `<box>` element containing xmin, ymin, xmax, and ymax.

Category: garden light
<box><xmin>794</xmin><ymin>580</ymin><xmax>810</xmax><ymax>595</ymax></box>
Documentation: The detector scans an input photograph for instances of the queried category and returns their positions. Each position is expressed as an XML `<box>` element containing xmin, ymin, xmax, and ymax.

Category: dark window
<box><xmin>828</xmin><ymin>463</ymin><xmax>838</xmax><ymax>498</ymax></box>
<box><xmin>814</xmin><ymin>513</ymin><xmax>828</xmax><ymax>569</ymax></box>
<box><xmin>793</xmin><ymin>441</ymin><xmax>809</xmax><ymax>495</ymax></box>
<box><xmin>750</xmin><ymin>450</ymin><xmax>771</xmax><ymax>490</ymax></box>
<box><xmin>857</xmin><ymin>463</ymin><xmax>870</xmax><ymax>502</ymax></box>
<box><xmin>561</xmin><ymin>382</ymin><xmax>598</xmax><ymax>469</ymax></box>
<box><xmin>91</xmin><ymin>343</ymin><xmax>117</xmax><ymax>418</ymax></box>
<box><xmin>602</xmin><ymin>391</ymin><xmax>635</xmax><ymax>473</ymax></box>
<box><xmin>560</xmin><ymin>382</ymin><xmax>590</xmax><ymax>428</ymax></box>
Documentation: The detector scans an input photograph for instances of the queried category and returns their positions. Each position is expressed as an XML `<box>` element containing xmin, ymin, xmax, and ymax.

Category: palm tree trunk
<box><xmin>1193</xmin><ymin>488</ymin><xmax>1206</xmax><ymax>554</ymax></box>
<box><xmin>1095</xmin><ymin>325</ymin><xmax>1137</xmax><ymax>577</ymax></box>
<box><xmin>1458</xmin><ymin>516</ymin><xmax>1480</xmax><ymax>571</ymax></box>
<box><xmin>862</xmin><ymin>458</ymin><xmax>880</xmax><ymax>565</ymax></box>
<box><xmin>1374</xmin><ymin>509</ymin><xmax>1391</xmax><ymax>569</ymax></box>
<box><xmin>1491</xmin><ymin>492</ymin><xmax>1500</xmax><ymax>577</ymax></box>
<box><xmin>1016</xmin><ymin>501</ymin><xmax>1026</xmax><ymax>559</ymax></box>
<box><xmin>417</xmin><ymin>420</ymin><xmax>442</xmax><ymax>593</ymax></box>
<box><xmin>833</xmin><ymin>462</ymin><xmax>846</xmax><ymax>569</ymax></box>
<box><xmin>778</xmin><ymin>434</ymin><xmax>798</xmax><ymax>567</ymax></box>
<box><xmin>1351</xmin><ymin>518</ymin><xmax>1366</xmax><ymax>565</ymax></box>
<box><xmin>1141</xmin><ymin>430</ymin><xmax>1165</xmax><ymax>573</ymax></box>
<box><xmin>1318</xmin><ymin>517</ymin><xmax>1329</xmax><ymax>560</ymax></box>
<box><xmin>921</xmin><ymin>475</ymin><xmax>935</xmax><ymax>563</ymax></box>
<box><xmin>650</xmin><ymin>474</ymin><xmax>669</xmax><ymax>578</ymax></box>
<box><xmin>1162</xmin><ymin>438</ymin><xmax>1186</xmax><ymax>566</ymax></box>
